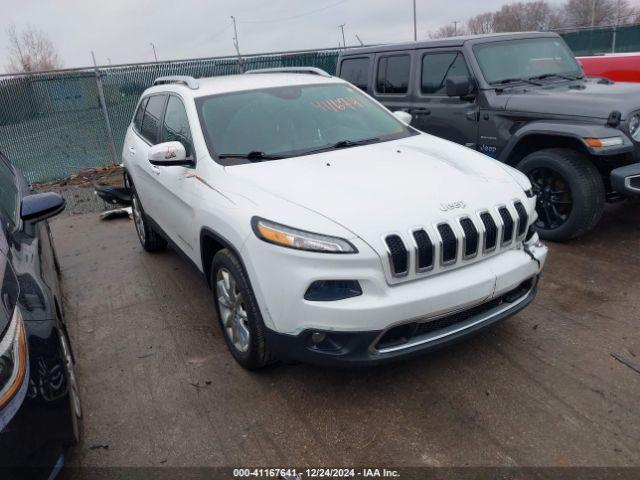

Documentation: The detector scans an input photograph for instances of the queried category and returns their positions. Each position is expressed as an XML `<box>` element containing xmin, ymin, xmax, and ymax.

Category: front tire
<box><xmin>517</xmin><ymin>148</ymin><xmax>605</xmax><ymax>242</ymax></box>
<box><xmin>131</xmin><ymin>190</ymin><xmax>167</xmax><ymax>252</ymax></box>
<box><xmin>211</xmin><ymin>249</ymin><xmax>274</xmax><ymax>370</ymax></box>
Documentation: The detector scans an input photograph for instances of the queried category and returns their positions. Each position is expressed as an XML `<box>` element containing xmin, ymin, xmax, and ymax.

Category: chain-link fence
<box><xmin>1</xmin><ymin>25</ymin><xmax>639</xmax><ymax>183</ymax></box>
<box><xmin>560</xmin><ymin>23</ymin><xmax>640</xmax><ymax>56</ymax></box>
<box><xmin>0</xmin><ymin>49</ymin><xmax>340</xmax><ymax>183</ymax></box>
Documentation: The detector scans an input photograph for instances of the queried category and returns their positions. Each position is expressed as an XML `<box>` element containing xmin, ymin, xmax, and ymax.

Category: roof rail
<box><xmin>244</xmin><ymin>67</ymin><xmax>331</xmax><ymax>77</ymax></box>
<box><xmin>153</xmin><ymin>76</ymin><xmax>199</xmax><ymax>89</ymax></box>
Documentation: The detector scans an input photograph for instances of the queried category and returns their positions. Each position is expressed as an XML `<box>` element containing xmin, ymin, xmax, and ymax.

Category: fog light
<box><xmin>311</xmin><ymin>332</ymin><xmax>326</xmax><ymax>344</ymax></box>
<box><xmin>304</xmin><ymin>280</ymin><xmax>362</xmax><ymax>301</ymax></box>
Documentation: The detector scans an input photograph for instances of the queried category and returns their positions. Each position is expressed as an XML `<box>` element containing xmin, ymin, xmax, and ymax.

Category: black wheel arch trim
<box><xmin>200</xmin><ymin>226</ymin><xmax>251</xmax><ymax>287</ymax></box>
<box><xmin>499</xmin><ymin>121</ymin><xmax>635</xmax><ymax>163</ymax></box>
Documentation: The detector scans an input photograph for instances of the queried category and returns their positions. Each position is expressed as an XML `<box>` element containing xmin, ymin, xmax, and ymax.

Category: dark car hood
<box><xmin>504</xmin><ymin>79</ymin><xmax>640</xmax><ymax>120</ymax></box>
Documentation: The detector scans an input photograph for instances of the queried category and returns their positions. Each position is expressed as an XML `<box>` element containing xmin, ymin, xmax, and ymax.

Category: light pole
<box><xmin>452</xmin><ymin>20</ymin><xmax>459</xmax><ymax>35</ymax></box>
<box><xmin>338</xmin><ymin>24</ymin><xmax>346</xmax><ymax>48</ymax></box>
<box><xmin>413</xmin><ymin>0</ymin><xmax>417</xmax><ymax>41</ymax></box>
<box><xmin>149</xmin><ymin>42</ymin><xmax>158</xmax><ymax>62</ymax></box>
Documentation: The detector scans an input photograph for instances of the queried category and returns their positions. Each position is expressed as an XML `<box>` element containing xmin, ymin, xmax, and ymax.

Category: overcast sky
<box><xmin>0</xmin><ymin>0</ymin><xmax>566</xmax><ymax>72</ymax></box>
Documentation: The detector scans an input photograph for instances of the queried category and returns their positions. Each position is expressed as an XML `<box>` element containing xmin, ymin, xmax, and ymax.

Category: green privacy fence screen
<box><xmin>0</xmin><ymin>49</ymin><xmax>340</xmax><ymax>183</ymax></box>
<box><xmin>0</xmin><ymin>25</ymin><xmax>638</xmax><ymax>183</ymax></box>
<box><xmin>561</xmin><ymin>24</ymin><xmax>640</xmax><ymax>56</ymax></box>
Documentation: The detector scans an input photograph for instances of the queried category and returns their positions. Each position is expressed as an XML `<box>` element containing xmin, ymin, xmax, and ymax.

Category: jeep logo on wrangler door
<box><xmin>440</xmin><ymin>201</ymin><xmax>466</xmax><ymax>212</ymax></box>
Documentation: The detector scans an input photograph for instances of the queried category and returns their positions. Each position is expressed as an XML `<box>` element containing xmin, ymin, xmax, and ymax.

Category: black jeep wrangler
<box><xmin>337</xmin><ymin>32</ymin><xmax>640</xmax><ymax>241</ymax></box>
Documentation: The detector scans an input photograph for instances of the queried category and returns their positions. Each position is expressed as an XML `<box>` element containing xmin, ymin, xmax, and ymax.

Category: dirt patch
<box><xmin>32</xmin><ymin>164</ymin><xmax>124</xmax><ymax>192</ymax></box>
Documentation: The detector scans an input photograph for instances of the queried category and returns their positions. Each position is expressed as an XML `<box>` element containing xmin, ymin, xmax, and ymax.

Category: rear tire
<box><xmin>517</xmin><ymin>148</ymin><xmax>605</xmax><ymax>242</ymax></box>
<box><xmin>131</xmin><ymin>190</ymin><xmax>167</xmax><ymax>252</ymax></box>
<box><xmin>211</xmin><ymin>249</ymin><xmax>274</xmax><ymax>370</ymax></box>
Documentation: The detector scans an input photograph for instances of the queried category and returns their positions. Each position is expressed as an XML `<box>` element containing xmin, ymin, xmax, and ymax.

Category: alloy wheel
<box><xmin>131</xmin><ymin>194</ymin><xmax>146</xmax><ymax>244</ymax></box>
<box><xmin>529</xmin><ymin>167</ymin><xmax>573</xmax><ymax>230</ymax></box>
<box><xmin>216</xmin><ymin>268</ymin><xmax>250</xmax><ymax>353</ymax></box>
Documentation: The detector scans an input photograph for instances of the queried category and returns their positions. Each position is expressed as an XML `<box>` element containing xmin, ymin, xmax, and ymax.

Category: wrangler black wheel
<box><xmin>517</xmin><ymin>148</ymin><xmax>605</xmax><ymax>242</ymax></box>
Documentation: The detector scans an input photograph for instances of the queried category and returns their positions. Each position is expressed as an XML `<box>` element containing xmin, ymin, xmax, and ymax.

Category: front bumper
<box><xmin>611</xmin><ymin>162</ymin><xmax>640</xmax><ymax>196</ymax></box>
<box><xmin>265</xmin><ymin>277</ymin><xmax>538</xmax><ymax>367</ymax></box>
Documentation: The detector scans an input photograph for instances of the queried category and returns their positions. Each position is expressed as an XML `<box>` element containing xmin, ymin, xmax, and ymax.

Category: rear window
<box><xmin>133</xmin><ymin>97</ymin><xmax>148</xmax><ymax>131</ymax></box>
<box><xmin>140</xmin><ymin>95</ymin><xmax>166</xmax><ymax>144</ymax></box>
<box><xmin>376</xmin><ymin>55</ymin><xmax>411</xmax><ymax>94</ymax></box>
<box><xmin>340</xmin><ymin>57</ymin><xmax>370</xmax><ymax>91</ymax></box>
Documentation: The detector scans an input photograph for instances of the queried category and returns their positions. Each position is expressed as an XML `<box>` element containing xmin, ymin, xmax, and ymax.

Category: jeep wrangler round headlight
<box><xmin>629</xmin><ymin>113</ymin><xmax>640</xmax><ymax>142</ymax></box>
<box><xmin>252</xmin><ymin>217</ymin><xmax>357</xmax><ymax>253</ymax></box>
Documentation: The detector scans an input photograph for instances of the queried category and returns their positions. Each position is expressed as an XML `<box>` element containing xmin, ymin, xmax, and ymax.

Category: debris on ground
<box><xmin>100</xmin><ymin>207</ymin><xmax>132</xmax><ymax>221</ymax></box>
<box><xmin>33</xmin><ymin>164</ymin><xmax>124</xmax><ymax>192</ymax></box>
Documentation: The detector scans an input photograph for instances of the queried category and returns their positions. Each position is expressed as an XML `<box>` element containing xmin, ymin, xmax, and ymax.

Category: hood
<box><xmin>226</xmin><ymin>134</ymin><xmax>529</xmax><ymax>245</ymax></box>
<box><xmin>505</xmin><ymin>79</ymin><xmax>640</xmax><ymax>120</ymax></box>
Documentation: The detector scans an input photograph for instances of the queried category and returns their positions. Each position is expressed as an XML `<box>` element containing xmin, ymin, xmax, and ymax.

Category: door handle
<box><xmin>411</xmin><ymin>108</ymin><xmax>431</xmax><ymax>116</ymax></box>
<box><xmin>128</xmin><ymin>146</ymin><xmax>136</xmax><ymax>156</ymax></box>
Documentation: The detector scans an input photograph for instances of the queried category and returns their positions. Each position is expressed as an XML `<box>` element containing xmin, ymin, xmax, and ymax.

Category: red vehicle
<box><xmin>578</xmin><ymin>53</ymin><xmax>640</xmax><ymax>82</ymax></box>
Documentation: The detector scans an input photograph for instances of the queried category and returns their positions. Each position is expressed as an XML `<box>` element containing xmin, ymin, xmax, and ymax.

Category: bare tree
<box><xmin>428</xmin><ymin>24</ymin><xmax>467</xmax><ymax>39</ymax></box>
<box><xmin>467</xmin><ymin>12</ymin><xmax>495</xmax><ymax>34</ymax></box>
<box><xmin>561</xmin><ymin>0</ymin><xmax>632</xmax><ymax>27</ymax></box>
<box><xmin>6</xmin><ymin>24</ymin><xmax>63</xmax><ymax>73</ymax></box>
<box><xmin>492</xmin><ymin>1</ymin><xmax>560</xmax><ymax>32</ymax></box>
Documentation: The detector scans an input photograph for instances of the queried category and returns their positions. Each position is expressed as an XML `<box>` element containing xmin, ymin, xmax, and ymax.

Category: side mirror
<box><xmin>21</xmin><ymin>192</ymin><xmax>65</xmax><ymax>223</ymax></box>
<box><xmin>446</xmin><ymin>76</ymin><xmax>475</xmax><ymax>98</ymax></box>
<box><xmin>393</xmin><ymin>110</ymin><xmax>413</xmax><ymax>125</ymax></box>
<box><xmin>148</xmin><ymin>141</ymin><xmax>192</xmax><ymax>167</ymax></box>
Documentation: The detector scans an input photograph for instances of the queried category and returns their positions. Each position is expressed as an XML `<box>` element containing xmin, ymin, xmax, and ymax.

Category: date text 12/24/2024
<box><xmin>233</xmin><ymin>468</ymin><xmax>401</xmax><ymax>478</ymax></box>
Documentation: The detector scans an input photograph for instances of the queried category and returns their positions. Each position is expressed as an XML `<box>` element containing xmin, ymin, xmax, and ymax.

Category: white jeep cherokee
<box><xmin>123</xmin><ymin>68</ymin><xmax>547</xmax><ymax>369</ymax></box>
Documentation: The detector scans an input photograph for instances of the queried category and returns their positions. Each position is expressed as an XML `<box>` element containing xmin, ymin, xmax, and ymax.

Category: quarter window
<box><xmin>133</xmin><ymin>97</ymin><xmax>148</xmax><ymax>131</ymax></box>
<box><xmin>0</xmin><ymin>157</ymin><xmax>18</xmax><ymax>227</ymax></box>
<box><xmin>162</xmin><ymin>96</ymin><xmax>193</xmax><ymax>157</ymax></box>
<box><xmin>140</xmin><ymin>95</ymin><xmax>166</xmax><ymax>144</ymax></box>
<box><xmin>376</xmin><ymin>55</ymin><xmax>411</xmax><ymax>94</ymax></box>
<box><xmin>421</xmin><ymin>52</ymin><xmax>470</xmax><ymax>95</ymax></box>
<box><xmin>340</xmin><ymin>57</ymin><xmax>370</xmax><ymax>91</ymax></box>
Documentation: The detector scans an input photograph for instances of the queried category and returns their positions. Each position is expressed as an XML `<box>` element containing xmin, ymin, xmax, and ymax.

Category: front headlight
<box><xmin>629</xmin><ymin>113</ymin><xmax>640</xmax><ymax>142</ymax></box>
<box><xmin>0</xmin><ymin>307</ymin><xmax>27</xmax><ymax>410</ymax></box>
<box><xmin>252</xmin><ymin>217</ymin><xmax>358</xmax><ymax>253</ymax></box>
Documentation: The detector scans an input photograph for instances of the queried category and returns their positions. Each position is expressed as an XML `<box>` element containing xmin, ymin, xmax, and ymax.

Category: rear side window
<box><xmin>0</xmin><ymin>159</ymin><xmax>17</xmax><ymax>227</ymax></box>
<box><xmin>162</xmin><ymin>96</ymin><xmax>193</xmax><ymax>157</ymax></box>
<box><xmin>133</xmin><ymin>97</ymin><xmax>148</xmax><ymax>131</ymax></box>
<box><xmin>140</xmin><ymin>95</ymin><xmax>166</xmax><ymax>144</ymax></box>
<box><xmin>376</xmin><ymin>55</ymin><xmax>410</xmax><ymax>94</ymax></box>
<box><xmin>340</xmin><ymin>57</ymin><xmax>370</xmax><ymax>91</ymax></box>
<box><xmin>421</xmin><ymin>52</ymin><xmax>470</xmax><ymax>95</ymax></box>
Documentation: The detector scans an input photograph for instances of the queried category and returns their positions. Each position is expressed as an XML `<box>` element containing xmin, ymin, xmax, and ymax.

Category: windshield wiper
<box><xmin>529</xmin><ymin>73</ymin><xmax>583</xmax><ymax>82</ymax></box>
<box><xmin>218</xmin><ymin>151</ymin><xmax>285</xmax><ymax>162</ymax></box>
<box><xmin>301</xmin><ymin>137</ymin><xmax>382</xmax><ymax>155</ymax></box>
<box><xmin>491</xmin><ymin>77</ymin><xmax>542</xmax><ymax>87</ymax></box>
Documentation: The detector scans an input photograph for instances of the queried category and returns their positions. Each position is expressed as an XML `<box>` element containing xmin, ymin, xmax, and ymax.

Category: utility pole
<box><xmin>452</xmin><ymin>20</ymin><xmax>459</xmax><ymax>35</ymax></box>
<box><xmin>338</xmin><ymin>24</ymin><xmax>346</xmax><ymax>48</ymax></box>
<box><xmin>355</xmin><ymin>34</ymin><xmax>364</xmax><ymax>46</ymax></box>
<box><xmin>150</xmin><ymin>42</ymin><xmax>158</xmax><ymax>62</ymax></box>
<box><xmin>230</xmin><ymin>16</ymin><xmax>244</xmax><ymax>72</ymax></box>
<box><xmin>413</xmin><ymin>0</ymin><xmax>417</xmax><ymax>41</ymax></box>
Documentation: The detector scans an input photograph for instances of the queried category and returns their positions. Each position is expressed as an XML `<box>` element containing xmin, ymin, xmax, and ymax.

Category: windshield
<box><xmin>474</xmin><ymin>37</ymin><xmax>582</xmax><ymax>85</ymax></box>
<box><xmin>196</xmin><ymin>83</ymin><xmax>413</xmax><ymax>162</ymax></box>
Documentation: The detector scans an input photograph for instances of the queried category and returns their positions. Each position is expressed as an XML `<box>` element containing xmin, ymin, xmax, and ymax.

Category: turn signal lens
<box><xmin>0</xmin><ymin>308</ymin><xmax>27</xmax><ymax>411</ymax></box>
<box><xmin>252</xmin><ymin>217</ymin><xmax>357</xmax><ymax>253</ymax></box>
<box><xmin>584</xmin><ymin>136</ymin><xmax>624</xmax><ymax>148</ymax></box>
